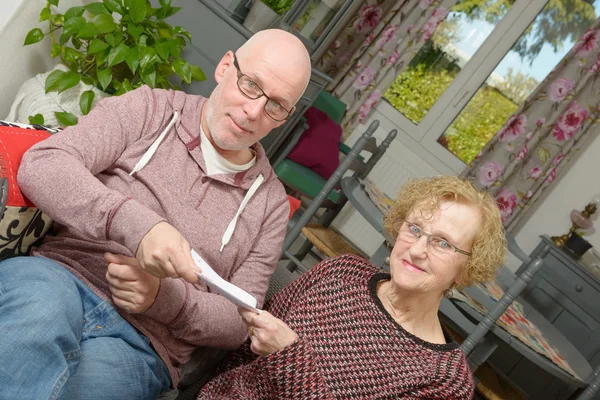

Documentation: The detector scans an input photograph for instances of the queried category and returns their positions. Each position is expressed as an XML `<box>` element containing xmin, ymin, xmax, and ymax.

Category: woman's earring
<box><xmin>384</xmin><ymin>256</ymin><xmax>390</xmax><ymax>266</ymax></box>
<box><xmin>444</xmin><ymin>283</ymin><xmax>457</xmax><ymax>299</ymax></box>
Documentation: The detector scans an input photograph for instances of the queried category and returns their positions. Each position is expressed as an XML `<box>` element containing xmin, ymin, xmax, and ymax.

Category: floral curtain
<box><xmin>317</xmin><ymin>0</ymin><xmax>458</xmax><ymax>137</ymax></box>
<box><xmin>463</xmin><ymin>23</ymin><xmax>600</xmax><ymax>230</ymax></box>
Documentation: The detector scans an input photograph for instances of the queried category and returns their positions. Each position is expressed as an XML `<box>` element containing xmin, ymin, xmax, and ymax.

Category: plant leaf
<box><xmin>126</xmin><ymin>46</ymin><xmax>140</xmax><ymax>74</ymax></box>
<box><xmin>57</xmin><ymin>71</ymin><xmax>81</xmax><ymax>93</ymax></box>
<box><xmin>173</xmin><ymin>26</ymin><xmax>191</xmax><ymax>42</ymax></box>
<box><xmin>51</xmin><ymin>43</ymin><xmax>61</xmax><ymax>58</ymax></box>
<box><xmin>55</xmin><ymin>112</ymin><xmax>79</xmax><ymax>127</ymax></box>
<box><xmin>105</xmin><ymin>33</ymin><xmax>116</xmax><ymax>46</ymax></box>
<box><xmin>155</xmin><ymin>40</ymin><xmax>170</xmax><ymax>61</ymax></box>
<box><xmin>86</xmin><ymin>2</ymin><xmax>110</xmax><ymax>15</ymax></box>
<box><xmin>64</xmin><ymin>6</ymin><xmax>85</xmax><ymax>20</ymax></box>
<box><xmin>103</xmin><ymin>0</ymin><xmax>124</xmax><ymax>15</ymax></box>
<box><xmin>96</xmin><ymin>49</ymin><xmax>109</xmax><ymax>66</ymax></box>
<box><xmin>97</xmin><ymin>68</ymin><xmax>113</xmax><ymax>90</ymax></box>
<box><xmin>159</xmin><ymin>0</ymin><xmax>171</xmax><ymax>9</ymax></box>
<box><xmin>45</xmin><ymin>70</ymin><xmax>65</xmax><ymax>93</ymax></box>
<box><xmin>164</xmin><ymin>6</ymin><xmax>181</xmax><ymax>18</ymax></box>
<box><xmin>139</xmin><ymin>47</ymin><xmax>157</xmax><ymax>70</ymax></box>
<box><xmin>172</xmin><ymin>59</ymin><xmax>191</xmax><ymax>84</ymax></box>
<box><xmin>129</xmin><ymin>0</ymin><xmax>147</xmax><ymax>24</ymax></box>
<box><xmin>88</xmin><ymin>38</ymin><xmax>110</xmax><ymax>54</ymax></box>
<box><xmin>40</xmin><ymin>7</ymin><xmax>51</xmax><ymax>22</ymax></box>
<box><xmin>127</xmin><ymin>22</ymin><xmax>145</xmax><ymax>42</ymax></box>
<box><xmin>167</xmin><ymin>38</ymin><xmax>180</xmax><ymax>58</ymax></box>
<box><xmin>50</xmin><ymin>13</ymin><xmax>64</xmax><ymax>26</ymax></box>
<box><xmin>48</xmin><ymin>0</ymin><xmax>59</xmax><ymax>6</ymax></box>
<box><xmin>63</xmin><ymin>47</ymin><xmax>84</xmax><ymax>63</ymax></box>
<box><xmin>28</xmin><ymin>114</ymin><xmax>45</xmax><ymax>125</ymax></box>
<box><xmin>24</xmin><ymin>28</ymin><xmax>44</xmax><ymax>46</ymax></box>
<box><xmin>79</xmin><ymin>90</ymin><xmax>95</xmax><ymax>115</ymax></box>
<box><xmin>63</xmin><ymin>16</ymin><xmax>86</xmax><ymax>37</ymax></box>
<box><xmin>190</xmin><ymin>64</ymin><xmax>205</xmax><ymax>82</ymax></box>
<box><xmin>108</xmin><ymin>42</ymin><xmax>129</xmax><ymax>67</ymax></box>
<box><xmin>82</xmin><ymin>75</ymin><xmax>94</xmax><ymax>85</ymax></box>
<box><xmin>92</xmin><ymin>14</ymin><xmax>117</xmax><ymax>34</ymax></box>
<box><xmin>141</xmin><ymin>69</ymin><xmax>156</xmax><ymax>87</ymax></box>
<box><xmin>77</xmin><ymin>22</ymin><xmax>100</xmax><ymax>38</ymax></box>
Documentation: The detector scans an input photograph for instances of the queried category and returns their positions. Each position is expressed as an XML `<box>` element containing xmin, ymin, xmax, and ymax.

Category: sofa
<box><xmin>0</xmin><ymin>119</ymin><xmax>299</xmax><ymax>399</ymax></box>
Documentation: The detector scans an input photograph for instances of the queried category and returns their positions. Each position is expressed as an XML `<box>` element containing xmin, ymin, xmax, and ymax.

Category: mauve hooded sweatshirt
<box><xmin>17</xmin><ymin>85</ymin><xmax>289</xmax><ymax>386</ymax></box>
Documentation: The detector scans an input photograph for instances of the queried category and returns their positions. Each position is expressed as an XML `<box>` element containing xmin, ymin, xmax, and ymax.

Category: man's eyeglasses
<box><xmin>397</xmin><ymin>219</ymin><xmax>472</xmax><ymax>257</ymax></box>
<box><xmin>232</xmin><ymin>54</ymin><xmax>292</xmax><ymax>122</ymax></box>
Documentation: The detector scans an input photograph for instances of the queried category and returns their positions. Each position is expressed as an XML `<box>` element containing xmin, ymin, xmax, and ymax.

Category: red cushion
<box><xmin>287</xmin><ymin>107</ymin><xmax>342</xmax><ymax>180</ymax></box>
<box><xmin>287</xmin><ymin>195</ymin><xmax>301</xmax><ymax>219</ymax></box>
<box><xmin>0</xmin><ymin>126</ymin><xmax>51</xmax><ymax>207</ymax></box>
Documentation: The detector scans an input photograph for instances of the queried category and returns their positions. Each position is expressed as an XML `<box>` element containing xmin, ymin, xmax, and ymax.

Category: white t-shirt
<box><xmin>200</xmin><ymin>127</ymin><xmax>256</xmax><ymax>176</ymax></box>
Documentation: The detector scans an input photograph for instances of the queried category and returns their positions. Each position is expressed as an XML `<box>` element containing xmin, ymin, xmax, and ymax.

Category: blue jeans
<box><xmin>0</xmin><ymin>256</ymin><xmax>171</xmax><ymax>400</ymax></box>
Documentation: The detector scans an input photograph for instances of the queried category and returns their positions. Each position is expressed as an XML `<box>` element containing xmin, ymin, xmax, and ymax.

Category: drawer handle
<box><xmin>575</xmin><ymin>285</ymin><xmax>583</xmax><ymax>292</ymax></box>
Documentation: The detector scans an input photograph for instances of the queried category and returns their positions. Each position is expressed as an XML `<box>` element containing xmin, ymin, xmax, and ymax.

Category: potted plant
<box><xmin>22</xmin><ymin>0</ymin><xmax>205</xmax><ymax>127</ymax></box>
<box><xmin>243</xmin><ymin>0</ymin><xmax>294</xmax><ymax>33</ymax></box>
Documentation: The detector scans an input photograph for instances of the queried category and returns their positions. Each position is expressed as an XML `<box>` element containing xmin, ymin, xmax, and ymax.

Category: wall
<box><xmin>334</xmin><ymin>101</ymin><xmax>600</xmax><ymax>272</ymax></box>
<box><xmin>511</xmin><ymin>134</ymin><xmax>600</xmax><ymax>269</ymax></box>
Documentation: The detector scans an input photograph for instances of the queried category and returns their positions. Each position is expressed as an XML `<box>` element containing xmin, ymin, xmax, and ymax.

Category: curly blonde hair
<box><xmin>383</xmin><ymin>176</ymin><xmax>506</xmax><ymax>288</ymax></box>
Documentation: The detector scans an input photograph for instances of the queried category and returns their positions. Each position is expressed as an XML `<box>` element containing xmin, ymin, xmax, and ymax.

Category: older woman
<box><xmin>196</xmin><ymin>176</ymin><xmax>506</xmax><ymax>399</ymax></box>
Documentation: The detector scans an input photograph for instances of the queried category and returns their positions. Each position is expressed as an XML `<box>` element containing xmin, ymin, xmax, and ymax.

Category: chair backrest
<box><xmin>281</xmin><ymin>120</ymin><xmax>380</xmax><ymax>253</ymax></box>
<box><xmin>311</xmin><ymin>90</ymin><xmax>347</xmax><ymax>125</ymax></box>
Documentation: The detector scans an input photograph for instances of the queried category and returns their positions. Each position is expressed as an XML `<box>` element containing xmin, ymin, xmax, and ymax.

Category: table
<box><xmin>340</xmin><ymin>177</ymin><xmax>594</xmax><ymax>398</ymax></box>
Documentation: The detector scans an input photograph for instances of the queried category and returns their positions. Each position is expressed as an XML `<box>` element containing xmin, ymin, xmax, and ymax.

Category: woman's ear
<box><xmin>214</xmin><ymin>51</ymin><xmax>234</xmax><ymax>84</ymax></box>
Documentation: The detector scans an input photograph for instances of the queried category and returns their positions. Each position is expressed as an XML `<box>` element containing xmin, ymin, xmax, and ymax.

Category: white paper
<box><xmin>191</xmin><ymin>249</ymin><xmax>262</xmax><ymax>314</ymax></box>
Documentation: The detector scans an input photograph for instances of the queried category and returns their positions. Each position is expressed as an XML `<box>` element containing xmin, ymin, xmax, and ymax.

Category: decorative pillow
<box><xmin>287</xmin><ymin>106</ymin><xmax>342</xmax><ymax>180</ymax></box>
<box><xmin>0</xmin><ymin>120</ymin><xmax>60</xmax><ymax>259</ymax></box>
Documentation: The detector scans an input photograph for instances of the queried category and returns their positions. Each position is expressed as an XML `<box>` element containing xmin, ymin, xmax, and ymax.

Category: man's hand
<box><xmin>104</xmin><ymin>253</ymin><xmax>160</xmax><ymax>313</ymax></box>
<box><xmin>136</xmin><ymin>222</ymin><xmax>199</xmax><ymax>283</ymax></box>
<box><xmin>239</xmin><ymin>308</ymin><xmax>298</xmax><ymax>356</ymax></box>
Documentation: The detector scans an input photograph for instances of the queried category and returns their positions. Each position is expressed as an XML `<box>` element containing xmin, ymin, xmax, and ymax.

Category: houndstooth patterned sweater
<box><xmin>197</xmin><ymin>255</ymin><xmax>474</xmax><ymax>399</ymax></box>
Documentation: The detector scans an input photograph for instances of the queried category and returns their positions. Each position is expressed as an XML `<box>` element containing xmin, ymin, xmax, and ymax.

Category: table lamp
<box><xmin>551</xmin><ymin>194</ymin><xmax>600</xmax><ymax>247</ymax></box>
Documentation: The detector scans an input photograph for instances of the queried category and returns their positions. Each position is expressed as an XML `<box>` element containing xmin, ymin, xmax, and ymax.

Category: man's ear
<box><xmin>214</xmin><ymin>51</ymin><xmax>234</xmax><ymax>84</ymax></box>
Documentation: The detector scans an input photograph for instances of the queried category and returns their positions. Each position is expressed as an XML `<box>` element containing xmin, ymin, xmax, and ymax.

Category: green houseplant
<box><xmin>260</xmin><ymin>0</ymin><xmax>294</xmax><ymax>16</ymax></box>
<box><xmin>24</xmin><ymin>0</ymin><xmax>205</xmax><ymax>126</ymax></box>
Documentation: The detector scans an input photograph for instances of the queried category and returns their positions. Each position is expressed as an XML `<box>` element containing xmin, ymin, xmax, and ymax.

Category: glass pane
<box><xmin>291</xmin><ymin>0</ymin><xmax>346</xmax><ymax>44</ymax></box>
<box><xmin>438</xmin><ymin>0</ymin><xmax>600</xmax><ymax>165</ymax></box>
<box><xmin>383</xmin><ymin>0</ymin><xmax>515</xmax><ymax>124</ymax></box>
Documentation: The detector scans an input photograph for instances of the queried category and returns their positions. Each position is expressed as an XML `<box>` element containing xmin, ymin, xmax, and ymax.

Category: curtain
<box><xmin>317</xmin><ymin>0</ymin><xmax>459</xmax><ymax>138</ymax></box>
<box><xmin>462</xmin><ymin>22</ymin><xmax>600</xmax><ymax>230</ymax></box>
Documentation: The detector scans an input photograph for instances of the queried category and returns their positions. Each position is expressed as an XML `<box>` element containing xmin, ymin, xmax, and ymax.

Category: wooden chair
<box><xmin>280</xmin><ymin>120</ymin><xmax>381</xmax><ymax>273</ymax></box>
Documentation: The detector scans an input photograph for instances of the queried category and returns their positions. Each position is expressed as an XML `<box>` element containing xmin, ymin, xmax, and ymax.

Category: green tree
<box><xmin>453</xmin><ymin>0</ymin><xmax>597</xmax><ymax>62</ymax></box>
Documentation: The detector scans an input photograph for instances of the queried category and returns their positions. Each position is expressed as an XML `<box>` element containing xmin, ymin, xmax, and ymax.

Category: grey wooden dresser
<box><xmin>518</xmin><ymin>235</ymin><xmax>600</xmax><ymax>381</ymax></box>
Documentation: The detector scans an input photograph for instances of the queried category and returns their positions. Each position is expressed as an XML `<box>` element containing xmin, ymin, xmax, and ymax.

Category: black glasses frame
<box><xmin>232</xmin><ymin>54</ymin><xmax>292</xmax><ymax>122</ymax></box>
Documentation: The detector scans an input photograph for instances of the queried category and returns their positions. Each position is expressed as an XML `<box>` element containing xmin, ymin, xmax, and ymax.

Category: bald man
<box><xmin>2</xmin><ymin>29</ymin><xmax>312</xmax><ymax>399</ymax></box>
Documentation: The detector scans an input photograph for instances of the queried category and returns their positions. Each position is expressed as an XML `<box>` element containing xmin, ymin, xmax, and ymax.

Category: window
<box><xmin>381</xmin><ymin>0</ymin><xmax>599</xmax><ymax>169</ymax></box>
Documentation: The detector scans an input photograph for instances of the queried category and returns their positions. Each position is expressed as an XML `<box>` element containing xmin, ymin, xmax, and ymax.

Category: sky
<box><xmin>448</xmin><ymin>1</ymin><xmax>600</xmax><ymax>83</ymax></box>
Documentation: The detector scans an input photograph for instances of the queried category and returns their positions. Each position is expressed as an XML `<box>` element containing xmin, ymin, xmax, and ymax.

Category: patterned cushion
<box><xmin>0</xmin><ymin>120</ymin><xmax>60</xmax><ymax>259</ymax></box>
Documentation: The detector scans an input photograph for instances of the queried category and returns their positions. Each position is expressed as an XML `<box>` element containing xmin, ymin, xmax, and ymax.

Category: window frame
<box><xmin>381</xmin><ymin>0</ymin><xmax>551</xmax><ymax>173</ymax></box>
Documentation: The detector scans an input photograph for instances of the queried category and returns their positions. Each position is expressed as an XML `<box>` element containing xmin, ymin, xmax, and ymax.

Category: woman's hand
<box><xmin>239</xmin><ymin>308</ymin><xmax>298</xmax><ymax>356</ymax></box>
<box><xmin>104</xmin><ymin>252</ymin><xmax>160</xmax><ymax>313</ymax></box>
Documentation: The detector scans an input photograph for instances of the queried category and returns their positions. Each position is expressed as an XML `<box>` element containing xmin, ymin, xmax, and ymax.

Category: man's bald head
<box><xmin>203</xmin><ymin>29</ymin><xmax>312</xmax><ymax>160</ymax></box>
<box><xmin>236</xmin><ymin>29</ymin><xmax>311</xmax><ymax>104</ymax></box>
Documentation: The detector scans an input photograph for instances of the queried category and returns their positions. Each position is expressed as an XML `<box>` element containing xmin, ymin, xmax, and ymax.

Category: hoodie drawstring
<box><xmin>128</xmin><ymin>111</ymin><xmax>264</xmax><ymax>253</ymax></box>
<box><xmin>129</xmin><ymin>111</ymin><xmax>179</xmax><ymax>176</ymax></box>
<box><xmin>220</xmin><ymin>173</ymin><xmax>264</xmax><ymax>252</ymax></box>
